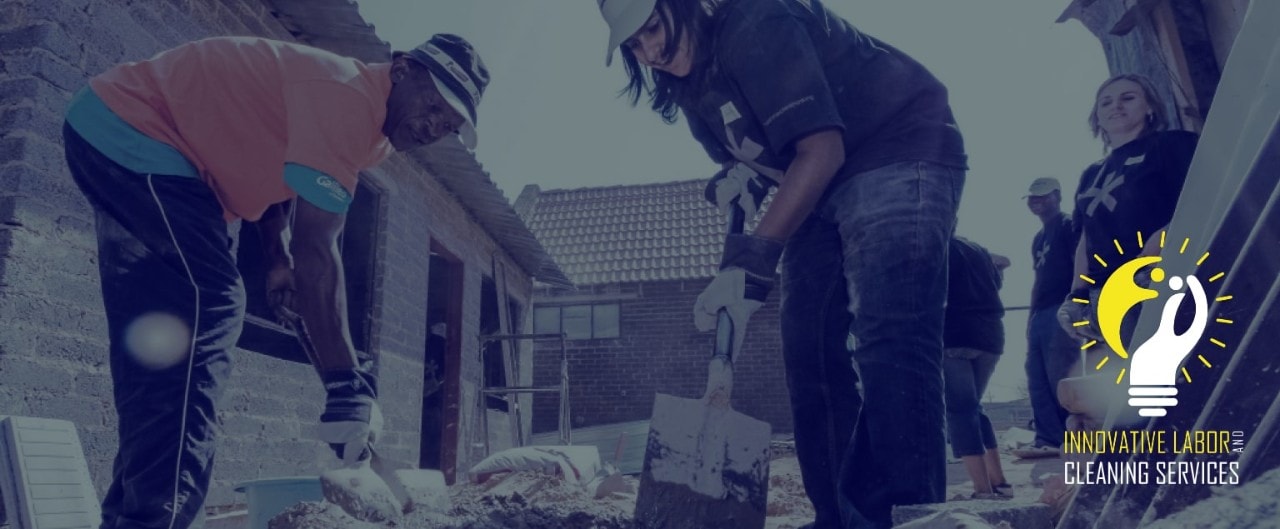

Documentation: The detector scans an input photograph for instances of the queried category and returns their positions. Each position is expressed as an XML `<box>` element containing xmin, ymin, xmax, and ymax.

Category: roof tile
<box><xmin>521</xmin><ymin>179</ymin><xmax>767</xmax><ymax>286</ymax></box>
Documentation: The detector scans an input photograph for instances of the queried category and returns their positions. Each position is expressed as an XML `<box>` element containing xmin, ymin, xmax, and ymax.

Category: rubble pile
<box><xmin>270</xmin><ymin>452</ymin><xmax>818</xmax><ymax>529</ymax></box>
<box><xmin>270</xmin><ymin>470</ymin><xmax>637</xmax><ymax>529</ymax></box>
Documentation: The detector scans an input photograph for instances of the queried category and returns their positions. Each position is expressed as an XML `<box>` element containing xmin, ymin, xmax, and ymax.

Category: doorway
<box><xmin>422</xmin><ymin>243</ymin><xmax>463</xmax><ymax>484</ymax></box>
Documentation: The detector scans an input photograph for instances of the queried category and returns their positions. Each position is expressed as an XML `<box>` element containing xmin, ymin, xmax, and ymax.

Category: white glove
<box><xmin>693</xmin><ymin>268</ymin><xmax>763</xmax><ymax>354</ymax></box>
<box><xmin>707</xmin><ymin>163</ymin><xmax>773</xmax><ymax>220</ymax></box>
<box><xmin>318</xmin><ymin>376</ymin><xmax>384</xmax><ymax>467</ymax></box>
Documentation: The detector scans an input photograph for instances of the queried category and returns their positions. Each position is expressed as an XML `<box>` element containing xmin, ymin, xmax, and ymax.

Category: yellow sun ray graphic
<box><xmin>1091</xmin><ymin>235</ymin><xmax>1233</xmax><ymax>388</ymax></box>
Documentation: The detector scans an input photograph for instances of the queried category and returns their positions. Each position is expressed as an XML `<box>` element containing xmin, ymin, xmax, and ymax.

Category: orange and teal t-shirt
<box><xmin>65</xmin><ymin>37</ymin><xmax>394</xmax><ymax>221</ymax></box>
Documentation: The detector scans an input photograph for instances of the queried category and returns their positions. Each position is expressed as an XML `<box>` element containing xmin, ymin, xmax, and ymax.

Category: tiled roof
<box><xmin>519</xmin><ymin>180</ymin><xmax>745</xmax><ymax>286</ymax></box>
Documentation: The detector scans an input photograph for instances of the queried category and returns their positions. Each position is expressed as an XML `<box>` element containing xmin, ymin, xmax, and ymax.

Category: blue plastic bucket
<box><xmin>234</xmin><ymin>477</ymin><xmax>323</xmax><ymax>529</ymax></box>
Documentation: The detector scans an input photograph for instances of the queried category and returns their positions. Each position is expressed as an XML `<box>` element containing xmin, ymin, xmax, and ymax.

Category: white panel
<box><xmin>1</xmin><ymin>417</ymin><xmax>101</xmax><ymax>529</ymax></box>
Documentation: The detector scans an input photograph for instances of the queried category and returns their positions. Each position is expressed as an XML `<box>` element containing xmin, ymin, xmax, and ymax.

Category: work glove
<box><xmin>1056</xmin><ymin>288</ymin><xmax>1101</xmax><ymax>342</ymax></box>
<box><xmin>318</xmin><ymin>369</ymin><xmax>383</xmax><ymax>466</ymax></box>
<box><xmin>704</xmin><ymin>163</ymin><xmax>775</xmax><ymax>221</ymax></box>
<box><xmin>694</xmin><ymin>234</ymin><xmax>783</xmax><ymax>352</ymax></box>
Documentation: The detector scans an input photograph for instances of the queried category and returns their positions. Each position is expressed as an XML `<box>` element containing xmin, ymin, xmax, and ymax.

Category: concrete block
<box><xmin>0</xmin><ymin>48</ymin><xmax>86</xmax><ymax>92</ymax></box>
<box><xmin>893</xmin><ymin>500</ymin><xmax>1055</xmax><ymax>529</ymax></box>
<box><xmin>0</xmin><ymin>386</ymin><xmax>35</xmax><ymax>416</ymax></box>
<box><xmin>0</xmin><ymin>296</ymin><xmax>105</xmax><ymax>348</ymax></box>
<box><xmin>0</xmin><ymin>22</ymin><xmax>81</xmax><ymax>63</ymax></box>
<box><xmin>0</xmin><ymin>355</ymin><xmax>79</xmax><ymax>394</ymax></box>
<box><xmin>0</xmin><ymin>105</ymin><xmax>66</xmax><ymax>151</ymax></box>
<box><xmin>73</xmin><ymin>371</ymin><xmax>113</xmax><ymax>400</ymax></box>
<box><xmin>40</xmin><ymin>270</ymin><xmax>103</xmax><ymax>308</ymax></box>
<box><xmin>121</xmin><ymin>4</ymin><xmax>190</xmax><ymax>51</ymax></box>
<box><xmin>76</xmin><ymin>3</ymin><xmax>160</xmax><ymax>65</ymax></box>
<box><xmin>0</xmin><ymin>136</ymin><xmax>68</xmax><ymax>184</ymax></box>
<box><xmin>215</xmin><ymin>457</ymin><xmax>265</xmax><ymax>486</ymax></box>
<box><xmin>0</xmin><ymin>77</ymin><xmax>66</xmax><ymax>114</ymax></box>
<box><xmin>12</xmin><ymin>0</ymin><xmax>92</xmax><ymax>31</ymax></box>
<box><xmin>24</xmin><ymin>392</ymin><xmax>109</xmax><ymax>428</ymax></box>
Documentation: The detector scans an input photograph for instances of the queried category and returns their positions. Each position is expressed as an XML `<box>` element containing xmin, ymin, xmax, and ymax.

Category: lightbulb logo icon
<box><xmin>1070</xmin><ymin>231</ymin><xmax>1234</xmax><ymax>417</ymax></box>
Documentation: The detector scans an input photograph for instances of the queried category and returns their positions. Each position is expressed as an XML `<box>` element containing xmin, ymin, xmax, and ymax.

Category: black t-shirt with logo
<box><xmin>680</xmin><ymin>0</ymin><xmax>967</xmax><ymax>192</ymax></box>
<box><xmin>1072</xmin><ymin>130</ymin><xmax>1199</xmax><ymax>284</ymax></box>
<box><xmin>1031</xmin><ymin>212</ymin><xmax>1078</xmax><ymax>311</ymax></box>
<box><xmin>945</xmin><ymin>237</ymin><xmax>1005</xmax><ymax>354</ymax></box>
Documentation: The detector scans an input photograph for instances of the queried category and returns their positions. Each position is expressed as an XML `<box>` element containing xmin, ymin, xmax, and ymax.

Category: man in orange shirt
<box><xmin>62</xmin><ymin>34</ymin><xmax>488</xmax><ymax>529</ymax></box>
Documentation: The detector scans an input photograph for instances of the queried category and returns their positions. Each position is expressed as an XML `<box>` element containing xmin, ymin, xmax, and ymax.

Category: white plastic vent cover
<box><xmin>0</xmin><ymin>416</ymin><xmax>100</xmax><ymax>529</ymax></box>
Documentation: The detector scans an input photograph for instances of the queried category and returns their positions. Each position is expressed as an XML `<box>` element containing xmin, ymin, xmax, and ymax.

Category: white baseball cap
<box><xmin>1024</xmin><ymin>177</ymin><xmax>1061</xmax><ymax>198</ymax></box>
<box><xmin>598</xmin><ymin>0</ymin><xmax>658</xmax><ymax>66</ymax></box>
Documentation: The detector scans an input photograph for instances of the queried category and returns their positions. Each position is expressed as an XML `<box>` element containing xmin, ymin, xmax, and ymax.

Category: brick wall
<box><xmin>0</xmin><ymin>0</ymin><xmax>532</xmax><ymax>510</ymax></box>
<box><xmin>530</xmin><ymin>279</ymin><xmax>793</xmax><ymax>435</ymax></box>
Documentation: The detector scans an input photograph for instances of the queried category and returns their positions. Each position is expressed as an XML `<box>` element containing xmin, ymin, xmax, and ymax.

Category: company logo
<box><xmin>1071</xmin><ymin>231</ymin><xmax>1233</xmax><ymax>417</ymax></box>
<box><xmin>315</xmin><ymin>175</ymin><xmax>350</xmax><ymax>203</ymax></box>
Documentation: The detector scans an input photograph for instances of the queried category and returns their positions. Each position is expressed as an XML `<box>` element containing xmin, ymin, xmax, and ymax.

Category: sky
<box><xmin>356</xmin><ymin>0</ymin><xmax>1113</xmax><ymax>402</ymax></box>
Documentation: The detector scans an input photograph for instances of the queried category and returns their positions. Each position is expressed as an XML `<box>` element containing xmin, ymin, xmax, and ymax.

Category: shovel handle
<box><xmin>714</xmin><ymin>309</ymin><xmax>734</xmax><ymax>361</ymax></box>
<box><xmin>713</xmin><ymin>201</ymin><xmax>747</xmax><ymax>362</ymax></box>
<box><xmin>727</xmin><ymin>198</ymin><xmax>746</xmax><ymax>236</ymax></box>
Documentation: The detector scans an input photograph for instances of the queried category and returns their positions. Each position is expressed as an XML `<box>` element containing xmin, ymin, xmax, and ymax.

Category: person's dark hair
<box><xmin>618</xmin><ymin>0</ymin><xmax>723</xmax><ymax>123</ymax></box>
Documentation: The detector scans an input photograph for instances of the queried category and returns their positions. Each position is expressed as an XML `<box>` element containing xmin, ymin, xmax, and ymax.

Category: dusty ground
<box><xmin>265</xmin><ymin>437</ymin><xmax>1068</xmax><ymax>529</ymax></box>
<box><xmin>267</xmin><ymin>443</ymin><xmax>1280</xmax><ymax>529</ymax></box>
<box><xmin>269</xmin><ymin>450</ymin><xmax>816</xmax><ymax>529</ymax></box>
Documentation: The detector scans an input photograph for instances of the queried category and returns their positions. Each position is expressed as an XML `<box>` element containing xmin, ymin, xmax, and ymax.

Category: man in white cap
<box><xmin>62</xmin><ymin>34</ymin><xmax>488</xmax><ymax>529</ymax></box>
<box><xmin>1022</xmin><ymin>177</ymin><xmax>1079</xmax><ymax>456</ymax></box>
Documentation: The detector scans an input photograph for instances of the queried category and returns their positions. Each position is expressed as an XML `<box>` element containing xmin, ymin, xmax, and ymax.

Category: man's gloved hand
<box><xmin>1057</xmin><ymin>288</ymin><xmax>1101</xmax><ymax>342</ymax></box>
<box><xmin>318</xmin><ymin>369</ymin><xmax>382</xmax><ymax>466</ymax></box>
<box><xmin>704</xmin><ymin>163</ymin><xmax>775</xmax><ymax>220</ymax></box>
<box><xmin>694</xmin><ymin>234</ymin><xmax>783</xmax><ymax>351</ymax></box>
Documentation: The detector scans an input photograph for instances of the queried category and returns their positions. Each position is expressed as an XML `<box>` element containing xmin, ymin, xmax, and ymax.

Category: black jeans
<box><xmin>64</xmin><ymin>124</ymin><xmax>244</xmax><ymax>529</ymax></box>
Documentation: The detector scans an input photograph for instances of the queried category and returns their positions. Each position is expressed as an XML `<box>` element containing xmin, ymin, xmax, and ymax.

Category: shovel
<box><xmin>279</xmin><ymin>314</ymin><xmax>406</xmax><ymax>522</ymax></box>
<box><xmin>634</xmin><ymin>203</ymin><xmax>772</xmax><ymax>529</ymax></box>
<box><xmin>317</xmin><ymin>448</ymin><xmax>452</xmax><ymax>520</ymax></box>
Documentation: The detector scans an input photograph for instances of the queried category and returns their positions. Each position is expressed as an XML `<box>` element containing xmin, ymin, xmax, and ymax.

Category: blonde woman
<box><xmin>1058</xmin><ymin>74</ymin><xmax>1199</xmax><ymax>348</ymax></box>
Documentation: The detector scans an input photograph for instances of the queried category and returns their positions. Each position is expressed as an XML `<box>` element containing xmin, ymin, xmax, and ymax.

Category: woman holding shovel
<box><xmin>597</xmin><ymin>0</ymin><xmax>966</xmax><ymax>527</ymax></box>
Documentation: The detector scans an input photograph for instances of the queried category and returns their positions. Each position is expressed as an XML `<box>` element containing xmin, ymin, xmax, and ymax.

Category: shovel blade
<box><xmin>635</xmin><ymin>393</ymin><xmax>771</xmax><ymax>529</ymax></box>
<box><xmin>319</xmin><ymin>464</ymin><xmax>401</xmax><ymax>523</ymax></box>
